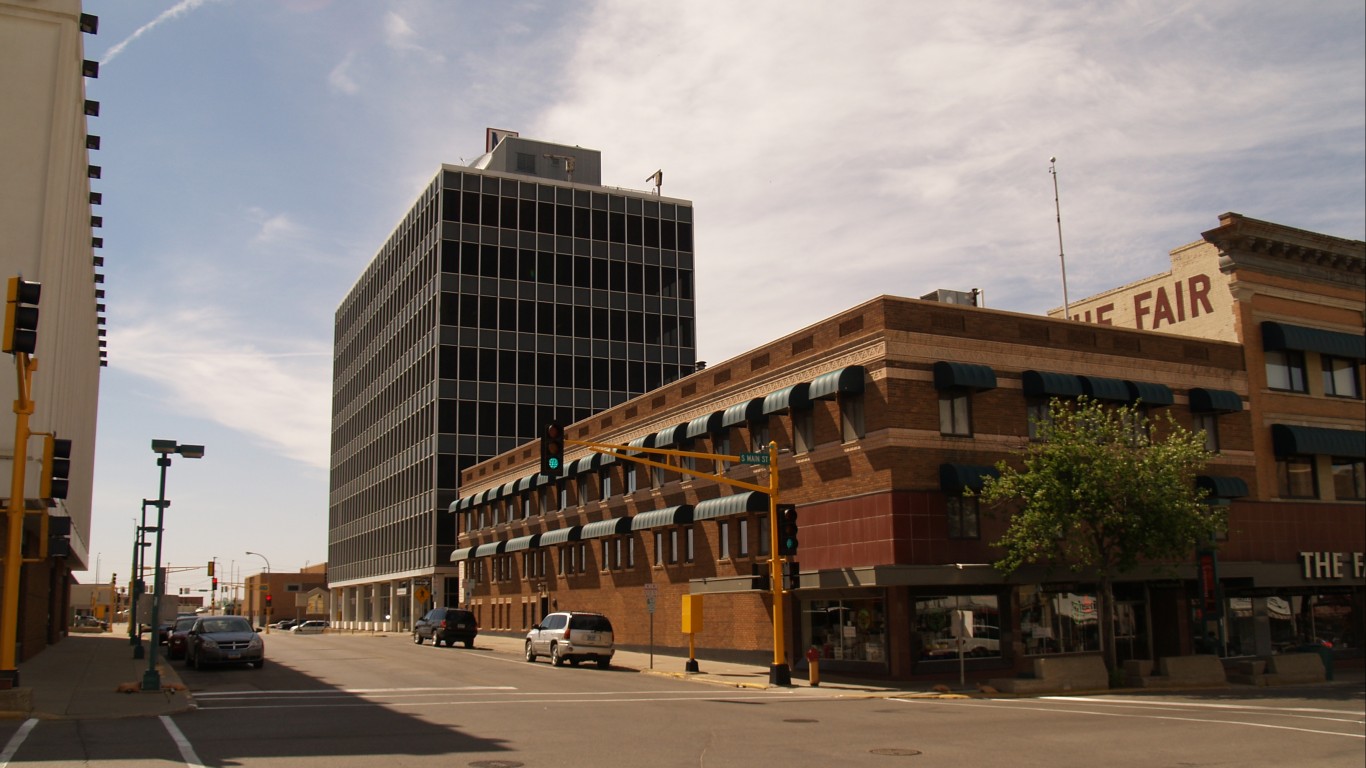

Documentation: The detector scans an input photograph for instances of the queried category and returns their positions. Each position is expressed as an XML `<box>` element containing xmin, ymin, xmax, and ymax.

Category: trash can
<box><xmin>1287</xmin><ymin>643</ymin><xmax>1334</xmax><ymax>681</ymax></box>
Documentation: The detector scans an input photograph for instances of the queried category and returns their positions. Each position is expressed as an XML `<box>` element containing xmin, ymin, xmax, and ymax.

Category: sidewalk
<box><xmin>1</xmin><ymin>627</ymin><xmax>191</xmax><ymax>720</ymax></box>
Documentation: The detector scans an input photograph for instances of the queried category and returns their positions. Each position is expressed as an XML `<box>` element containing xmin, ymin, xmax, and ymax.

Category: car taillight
<box><xmin>563</xmin><ymin>625</ymin><xmax>572</xmax><ymax>639</ymax></box>
<box><xmin>439</xmin><ymin>620</ymin><xmax>447</xmax><ymax>629</ymax></box>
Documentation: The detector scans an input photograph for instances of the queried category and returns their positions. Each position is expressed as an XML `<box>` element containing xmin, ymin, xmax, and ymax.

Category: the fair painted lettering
<box><xmin>1298</xmin><ymin>551</ymin><xmax>1364</xmax><ymax>579</ymax></box>
<box><xmin>1131</xmin><ymin>274</ymin><xmax>1214</xmax><ymax>330</ymax></box>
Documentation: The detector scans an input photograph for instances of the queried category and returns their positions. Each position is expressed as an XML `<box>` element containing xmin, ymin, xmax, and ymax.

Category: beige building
<box><xmin>0</xmin><ymin>0</ymin><xmax>105</xmax><ymax>659</ymax></box>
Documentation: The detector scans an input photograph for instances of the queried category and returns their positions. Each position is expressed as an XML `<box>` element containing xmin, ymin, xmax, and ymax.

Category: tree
<box><xmin>976</xmin><ymin>397</ymin><xmax>1222</xmax><ymax>678</ymax></box>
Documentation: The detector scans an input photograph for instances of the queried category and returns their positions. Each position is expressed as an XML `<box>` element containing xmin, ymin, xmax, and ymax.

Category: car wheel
<box><xmin>413</xmin><ymin>632</ymin><xmax>423</xmax><ymax>645</ymax></box>
<box><xmin>551</xmin><ymin>643</ymin><xmax>566</xmax><ymax>666</ymax></box>
<box><xmin>464</xmin><ymin>638</ymin><xmax>474</xmax><ymax>649</ymax></box>
<box><xmin>569</xmin><ymin>658</ymin><xmax>580</xmax><ymax>667</ymax></box>
<box><xmin>525</xmin><ymin>641</ymin><xmax>536</xmax><ymax>662</ymax></box>
<box><xmin>597</xmin><ymin>659</ymin><xmax>611</xmax><ymax>669</ymax></box>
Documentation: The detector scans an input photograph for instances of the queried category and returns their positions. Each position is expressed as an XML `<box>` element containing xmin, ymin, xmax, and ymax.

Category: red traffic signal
<box><xmin>540</xmin><ymin>420</ymin><xmax>564</xmax><ymax>476</ymax></box>
<box><xmin>265</xmin><ymin>594</ymin><xmax>273</xmax><ymax>607</ymax></box>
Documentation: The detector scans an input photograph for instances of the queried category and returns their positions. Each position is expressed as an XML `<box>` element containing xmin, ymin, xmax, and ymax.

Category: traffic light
<box><xmin>777</xmin><ymin>504</ymin><xmax>799</xmax><ymax>556</ymax></box>
<box><xmin>3</xmin><ymin>276</ymin><xmax>41</xmax><ymax>355</ymax></box>
<box><xmin>40</xmin><ymin>435</ymin><xmax>72</xmax><ymax>500</ymax></box>
<box><xmin>207</xmin><ymin>560</ymin><xmax>215</xmax><ymax>577</ymax></box>
<box><xmin>265</xmin><ymin>594</ymin><xmax>272</xmax><ymax>608</ymax></box>
<box><xmin>211</xmin><ymin>577</ymin><xmax>218</xmax><ymax>591</ymax></box>
<box><xmin>48</xmin><ymin>515</ymin><xmax>71</xmax><ymax>558</ymax></box>
<box><xmin>540</xmin><ymin>420</ymin><xmax>564</xmax><ymax>476</ymax></box>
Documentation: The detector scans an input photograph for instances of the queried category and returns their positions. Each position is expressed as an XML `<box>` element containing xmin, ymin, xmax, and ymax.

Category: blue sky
<box><xmin>74</xmin><ymin>0</ymin><xmax>1364</xmax><ymax>597</ymax></box>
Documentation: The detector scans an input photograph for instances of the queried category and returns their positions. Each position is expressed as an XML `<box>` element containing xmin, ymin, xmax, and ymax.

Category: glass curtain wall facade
<box><xmin>329</xmin><ymin>144</ymin><xmax>696</xmax><ymax>624</ymax></box>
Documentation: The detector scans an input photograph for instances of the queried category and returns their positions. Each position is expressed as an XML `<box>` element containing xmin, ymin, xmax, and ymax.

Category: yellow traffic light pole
<box><xmin>565</xmin><ymin>437</ymin><xmax>793</xmax><ymax>685</ymax></box>
<box><xmin>1</xmin><ymin>350</ymin><xmax>37</xmax><ymax>687</ymax></box>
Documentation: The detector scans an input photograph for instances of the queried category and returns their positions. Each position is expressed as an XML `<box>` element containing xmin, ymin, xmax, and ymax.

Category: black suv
<box><xmin>413</xmin><ymin>608</ymin><xmax>478</xmax><ymax>648</ymax></box>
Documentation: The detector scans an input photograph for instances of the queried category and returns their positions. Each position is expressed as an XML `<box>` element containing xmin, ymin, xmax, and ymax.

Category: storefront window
<box><xmin>1225</xmin><ymin>593</ymin><xmax>1359</xmax><ymax>656</ymax></box>
<box><xmin>803</xmin><ymin>597</ymin><xmax>887</xmax><ymax>664</ymax></box>
<box><xmin>1017</xmin><ymin>585</ymin><xmax>1100</xmax><ymax>655</ymax></box>
<box><xmin>913</xmin><ymin>594</ymin><xmax>1002</xmax><ymax>661</ymax></box>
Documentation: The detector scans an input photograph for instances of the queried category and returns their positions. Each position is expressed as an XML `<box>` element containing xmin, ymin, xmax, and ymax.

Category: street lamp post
<box><xmin>245</xmin><ymin>551</ymin><xmax>271</xmax><ymax>633</ymax></box>
<box><xmin>141</xmin><ymin>439</ymin><xmax>204</xmax><ymax>692</ymax></box>
<box><xmin>128</xmin><ymin>511</ymin><xmax>153</xmax><ymax>658</ymax></box>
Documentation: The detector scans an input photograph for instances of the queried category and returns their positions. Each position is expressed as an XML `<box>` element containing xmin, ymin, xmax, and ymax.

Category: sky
<box><xmin>72</xmin><ymin>0</ymin><xmax>1365</xmax><ymax>599</ymax></box>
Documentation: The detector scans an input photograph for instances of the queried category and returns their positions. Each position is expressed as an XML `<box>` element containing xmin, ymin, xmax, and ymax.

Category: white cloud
<box><xmin>383</xmin><ymin>10</ymin><xmax>446</xmax><ymax>64</ymax></box>
<box><xmin>328</xmin><ymin>51</ymin><xmax>360</xmax><ymax>94</ymax></box>
<box><xmin>100</xmin><ymin>0</ymin><xmax>220</xmax><ymax>65</ymax></box>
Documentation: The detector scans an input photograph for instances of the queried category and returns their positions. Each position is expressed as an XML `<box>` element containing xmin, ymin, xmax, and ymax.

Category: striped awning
<box><xmin>1126</xmin><ymin>381</ymin><xmax>1174</xmax><ymax>407</ymax></box>
<box><xmin>933</xmin><ymin>362</ymin><xmax>997</xmax><ymax>391</ymax></box>
<box><xmin>537</xmin><ymin>526</ymin><xmax>582</xmax><ymax>546</ymax></box>
<box><xmin>1022</xmin><ymin>370</ymin><xmax>1084</xmax><ymax>398</ymax></box>
<box><xmin>721</xmin><ymin>398</ymin><xmax>766</xmax><ymax>427</ymax></box>
<box><xmin>450</xmin><ymin>547</ymin><xmax>474</xmax><ymax>562</ymax></box>
<box><xmin>1196</xmin><ymin>475</ymin><xmax>1249</xmax><ymax>499</ymax></box>
<box><xmin>809</xmin><ymin>365</ymin><xmax>866</xmax><ymax>400</ymax></box>
<box><xmin>472</xmin><ymin>541</ymin><xmax>506</xmax><ymax>558</ymax></box>
<box><xmin>630</xmin><ymin>505</ymin><xmax>694</xmax><ymax>530</ymax></box>
<box><xmin>491</xmin><ymin>482</ymin><xmax>514</xmax><ymax>499</ymax></box>
<box><xmin>1262</xmin><ymin>321</ymin><xmax>1365</xmax><ymax>359</ymax></box>
<box><xmin>762</xmin><ymin>383</ymin><xmax>811</xmax><ymax>414</ymax></box>
<box><xmin>692</xmin><ymin>491</ymin><xmax>769</xmax><ymax>521</ymax></box>
<box><xmin>1079</xmin><ymin>375</ymin><xmax>1131</xmax><ymax>402</ymax></box>
<box><xmin>1272</xmin><ymin>424</ymin><xmax>1366</xmax><ymax>459</ymax></box>
<box><xmin>1188</xmin><ymin>388</ymin><xmax>1242</xmax><ymax>413</ymax></box>
<box><xmin>514</xmin><ymin>476</ymin><xmax>537</xmax><ymax>493</ymax></box>
<box><xmin>686</xmin><ymin>411</ymin><xmax>723</xmax><ymax>438</ymax></box>
<box><xmin>504</xmin><ymin>534</ymin><xmax>540</xmax><ymax>552</ymax></box>
<box><xmin>939</xmin><ymin>463</ymin><xmax>1000</xmax><ymax>493</ymax></box>
<box><xmin>654</xmin><ymin>422</ymin><xmax>691</xmax><ymax>447</ymax></box>
<box><xmin>628</xmin><ymin>434</ymin><xmax>656</xmax><ymax>451</ymax></box>
<box><xmin>580</xmin><ymin>517</ymin><xmax>632</xmax><ymax>539</ymax></box>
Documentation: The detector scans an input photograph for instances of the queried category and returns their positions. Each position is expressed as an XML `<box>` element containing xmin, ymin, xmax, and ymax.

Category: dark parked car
<box><xmin>413</xmin><ymin>608</ymin><xmax>478</xmax><ymax>648</ymax></box>
<box><xmin>184</xmin><ymin>616</ymin><xmax>264</xmax><ymax>669</ymax></box>
<box><xmin>166</xmin><ymin>616</ymin><xmax>199</xmax><ymax>660</ymax></box>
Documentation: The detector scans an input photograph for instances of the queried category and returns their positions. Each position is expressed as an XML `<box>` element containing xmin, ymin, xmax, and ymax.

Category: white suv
<box><xmin>525</xmin><ymin>611</ymin><xmax>615</xmax><ymax>668</ymax></box>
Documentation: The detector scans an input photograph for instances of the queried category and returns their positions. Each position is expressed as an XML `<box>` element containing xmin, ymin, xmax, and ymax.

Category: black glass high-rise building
<box><xmin>328</xmin><ymin>135</ymin><xmax>696</xmax><ymax>628</ymax></box>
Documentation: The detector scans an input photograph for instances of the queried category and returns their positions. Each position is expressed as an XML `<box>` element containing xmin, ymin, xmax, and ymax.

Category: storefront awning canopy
<box><xmin>1079</xmin><ymin>375</ymin><xmax>1131</xmax><ymax>402</ymax></box>
<box><xmin>630</xmin><ymin>505</ymin><xmax>694</xmax><ymax>531</ymax></box>
<box><xmin>686</xmin><ymin>411</ymin><xmax>723</xmax><ymax>438</ymax></box>
<box><xmin>538</xmin><ymin>526</ymin><xmax>582</xmax><ymax>546</ymax></box>
<box><xmin>473</xmin><ymin>541</ymin><xmax>506</xmax><ymax>558</ymax></box>
<box><xmin>1022</xmin><ymin>370</ymin><xmax>1083</xmax><ymax>398</ymax></box>
<box><xmin>514</xmin><ymin>476</ymin><xmax>536</xmax><ymax>493</ymax></box>
<box><xmin>450</xmin><ymin>547</ymin><xmax>474</xmax><ymax>562</ymax></box>
<box><xmin>654</xmin><ymin>422</ymin><xmax>691</xmax><ymax>448</ymax></box>
<box><xmin>504</xmin><ymin>534</ymin><xmax>540</xmax><ymax>552</ymax></box>
<box><xmin>762</xmin><ymin>382</ymin><xmax>811</xmax><ymax>414</ymax></box>
<box><xmin>1272</xmin><ymin>424</ymin><xmax>1366</xmax><ymax>459</ymax></box>
<box><xmin>808</xmin><ymin>365</ymin><xmax>866</xmax><ymax>400</ymax></box>
<box><xmin>1189</xmin><ymin>388</ymin><xmax>1243</xmax><ymax>413</ymax></box>
<box><xmin>628</xmin><ymin>434</ymin><xmax>656</xmax><ymax>450</ymax></box>
<box><xmin>1126</xmin><ymin>380</ymin><xmax>1174</xmax><ymax>407</ymax></box>
<box><xmin>1262</xmin><ymin>321</ymin><xmax>1365</xmax><ymax>360</ymax></box>
<box><xmin>721</xmin><ymin>398</ymin><xmax>766</xmax><ymax>427</ymax></box>
<box><xmin>932</xmin><ymin>361</ymin><xmax>997</xmax><ymax>391</ymax></box>
<box><xmin>939</xmin><ymin>463</ymin><xmax>1000</xmax><ymax>493</ymax></box>
<box><xmin>580</xmin><ymin>517</ymin><xmax>632</xmax><ymax>539</ymax></box>
<box><xmin>692</xmin><ymin>491</ymin><xmax>769</xmax><ymax>522</ymax></box>
<box><xmin>1196</xmin><ymin>475</ymin><xmax>1249</xmax><ymax>498</ymax></box>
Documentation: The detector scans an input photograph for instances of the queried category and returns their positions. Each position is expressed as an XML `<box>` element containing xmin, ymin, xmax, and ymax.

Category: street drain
<box><xmin>871</xmin><ymin>748</ymin><xmax>923</xmax><ymax>757</ymax></box>
<box><xmin>469</xmin><ymin>761</ymin><xmax>524</xmax><ymax>768</ymax></box>
<box><xmin>783</xmin><ymin>718</ymin><xmax>819</xmax><ymax>723</ymax></box>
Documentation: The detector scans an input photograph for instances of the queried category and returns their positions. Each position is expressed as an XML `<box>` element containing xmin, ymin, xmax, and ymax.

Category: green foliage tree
<box><xmin>975</xmin><ymin>397</ymin><xmax>1222</xmax><ymax>678</ymax></box>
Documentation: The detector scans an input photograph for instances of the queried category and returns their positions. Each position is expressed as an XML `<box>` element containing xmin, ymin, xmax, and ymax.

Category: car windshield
<box><xmin>174</xmin><ymin>618</ymin><xmax>197</xmax><ymax>631</ymax></box>
<box><xmin>201</xmin><ymin>618</ymin><xmax>251</xmax><ymax>634</ymax></box>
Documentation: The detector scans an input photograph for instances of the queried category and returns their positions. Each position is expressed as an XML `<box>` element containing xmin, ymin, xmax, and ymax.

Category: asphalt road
<box><xmin>3</xmin><ymin>632</ymin><xmax>1362</xmax><ymax>767</ymax></box>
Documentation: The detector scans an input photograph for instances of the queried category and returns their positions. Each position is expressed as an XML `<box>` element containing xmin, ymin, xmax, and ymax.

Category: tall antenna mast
<box><xmin>1049</xmin><ymin>156</ymin><xmax>1071</xmax><ymax>320</ymax></box>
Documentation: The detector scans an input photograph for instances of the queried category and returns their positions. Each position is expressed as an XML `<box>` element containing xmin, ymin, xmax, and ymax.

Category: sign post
<box><xmin>644</xmin><ymin>583</ymin><xmax>657</xmax><ymax>669</ymax></box>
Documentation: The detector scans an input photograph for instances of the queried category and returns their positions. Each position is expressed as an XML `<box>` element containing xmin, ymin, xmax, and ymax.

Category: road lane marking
<box><xmin>1038</xmin><ymin>695</ymin><xmax>1364</xmax><ymax>716</ymax></box>
<box><xmin>160</xmin><ymin>715</ymin><xmax>206</xmax><ymax>767</ymax></box>
<box><xmin>0</xmin><ymin>719</ymin><xmax>37</xmax><ymax>767</ymax></box>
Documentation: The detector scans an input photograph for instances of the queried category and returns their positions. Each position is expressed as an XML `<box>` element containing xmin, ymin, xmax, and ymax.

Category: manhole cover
<box><xmin>469</xmin><ymin>761</ymin><xmax>524</xmax><ymax>768</ymax></box>
<box><xmin>871</xmin><ymin>748</ymin><xmax>923</xmax><ymax>757</ymax></box>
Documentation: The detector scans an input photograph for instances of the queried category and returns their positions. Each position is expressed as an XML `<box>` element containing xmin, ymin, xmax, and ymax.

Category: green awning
<box><xmin>721</xmin><ymin>398</ymin><xmax>766</xmax><ymax>427</ymax></box>
<box><xmin>1079</xmin><ymin>375</ymin><xmax>1131</xmax><ymax>402</ymax></box>
<box><xmin>939</xmin><ymin>463</ymin><xmax>1000</xmax><ymax>493</ymax></box>
<box><xmin>1272</xmin><ymin>424</ymin><xmax>1366</xmax><ymax>458</ymax></box>
<box><xmin>504</xmin><ymin>534</ymin><xmax>540</xmax><ymax>552</ymax></box>
<box><xmin>538</xmin><ymin>526</ymin><xmax>582</xmax><ymax>546</ymax></box>
<box><xmin>580</xmin><ymin>518</ymin><xmax>632</xmax><ymax>539</ymax></box>
<box><xmin>933</xmin><ymin>361</ymin><xmax>997</xmax><ymax>391</ymax></box>
<box><xmin>1126</xmin><ymin>381</ymin><xmax>1174</xmax><ymax>406</ymax></box>
<box><xmin>1022</xmin><ymin>370</ymin><xmax>1083</xmax><ymax>398</ymax></box>
<box><xmin>809</xmin><ymin>366</ymin><xmax>866</xmax><ymax>400</ymax></box>
<box><xmin>654</xmin><ymin>422</ymin><xmax>690</xmax><ymax>447</ymax></box>
<box><xmin>692</xmin><ymin>491</ymin><xmax>769</xmax><ymax>521</ymax></box>
<box><xmin>763</xmin><ymin>383</ymin><xmax>811</xmax><ymax>414</ymax></box>
<box><xmin>472</xmin><ymin>541</ymin><xmax>506</xmax><ymax>558</ymax></box>
<box><xmin>514</xmin><ymin>476</ymin><xmax>537</xmax><ymax>493</ymax></box>
<box><xmin>1196</xmin><ymin>475</ymin><xmax>1249</xmax><ymax>498</ymax></box>
<box><xmin>686</xmin><ymin>411</ymin><xmax>723</xmax><ymax>438</ymax></box>
<box><xmin>630</xmin><ymin>505</ymin><xmax>694</xmax><ymax>531</ymax></box>
<box><xmin>492</xmin><ymin>482</ymin><xmax>514</xmax><ymax>499</ymax></box>
<box><xmin>628</xmin><ymin>434</ymin><xmax>656</xmax><ymax>450</ymax></box>
<box><xmin>450</xmin><ymin>547</ymin><xmax>474</xmax><ymax>562</ymax></box>
<box><xmin>563</xmin><ymin>457</ymin><xmax>592</xmax><ymax>476</ymax></box>
<box><xmin>1189</xmin><ymin>388</ymin><xmax>1242</xmax><ymax>413</ymax></box>
<box><xmin>1262</xmin><ymin>321</ymin><xmax>1365</xmax><ymax>359</ymax></box>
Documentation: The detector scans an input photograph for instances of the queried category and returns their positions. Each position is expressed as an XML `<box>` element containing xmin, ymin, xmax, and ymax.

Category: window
<box><xmin>1332</xmin><ymin>457</ymin><xmax>1364</xmax><ymax>500</ymax></box>
<box><xmin>738</xmin><ymin>518</ymin><xmax>750</xmax><ymax>557</ymax></box>
<box><xmin>522</xmin><ymin>494</ymin><xmax>532</xmax><ymax>519</ymax></box>
<box><xmin>1265</xmin><ymin>349</ymin><xmax>1307</xmax><ymax>392</ymax></box>
<box><xmin>1026</xmin><ymin>401</ymin><xmax>1051</xmax><ymax>440</ymax></box>
<box><xmin>1194</xmin><ymin>413</ymin><xmax>1220</xmax><ymax>453</ymax></box>
<box><xmin>516</xmin><ymin>153</ymin><xmax>536</xmax><ymax>173</ymax></box>
<box><xmin>679</xmin><ymin>438</ymin><xmax>696</xmax><ymax>472</ymax></box>
<box><xmin>939</xmin><ymin>392</ymin><xmax>971</xmax><ymax>436</ymax></box>
<box><xmin>627</xmin><ymin>537</ymin><xmax>635</xmax><ymax>568</ymax></box>
<box><xmin>599</xmin><ymin>467</ymin><xmax>613</xmax><ymax>499</ymax></box>
<box><xmin>654</xmin><ymin>531</ymin><xmax>664</xmax><ymax>566</ymax></box>
<box><xmin>559</xmin><ymin>481</ymin><xmax>570</xmax><ymax>509</ymax></box>
<box><xmin>946</xmin><ymin>496</ymin><xmax>980</xmax><ymax>539</ymax></box>
<box><xmin>716</xmin><ymin>430</ymin><xmax>731</xmax><ymax>473</ymax></box>
<box><xmin>685</xmin><ymin>527</ymin><xmax>695</xmax><ymax>563</ymax></box>
<box><xmin>718</xmin><ymin>521</ymin><xmax>730</xmax><ymax>560</ymax></box>
<box><xmin>793</xmin><ymin>410</ymin><xmax>814</xmax><ymax>454</ymax></box>
<box><xmin>751</xmin><ymin>417</ymin><xmax>770</xmax><ymax>452</ymax></box>
<box><xmin>1277</xmin><ymin>455</ymin><xmax>1317</xmax><ymax>498</ymax></box>
<box><xmin>757</xmin><ymin>514</ymin><xmax>770</xmax><ymax>556</ymax></box>
<box><xmin>1322</xmin><ymin>356</ymin><xmax>1362</xmax><ymax>398</ymax></box>
<box><xmin>600</xmin><ymin>541</ymin><xmax>610</xmax><ymax>571</ymax></box>
<box><xmin>668</xmin><ymin>530</ymin><xmax>679</xmax><ymax>564</ymax></box>
<box><xmin>840</xmin><ymin>394</ymin><xmax>865</xmax><ymax>442</ymax></box>
<box><xmin>625</xmin><ymin>462</ymin><xmax>638</xmax><ymax>493</ymax></box>
<box><xmin>578</xmin><ymin>542</ymin><xmax>587</xmax><ymax>573</ymax></box>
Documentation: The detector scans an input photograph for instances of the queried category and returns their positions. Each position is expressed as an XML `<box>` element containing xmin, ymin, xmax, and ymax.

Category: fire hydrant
<box><xmin>806</xmin><ymin>646</ymin><xmax>821</xmax><ymax>687</ymax></box>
